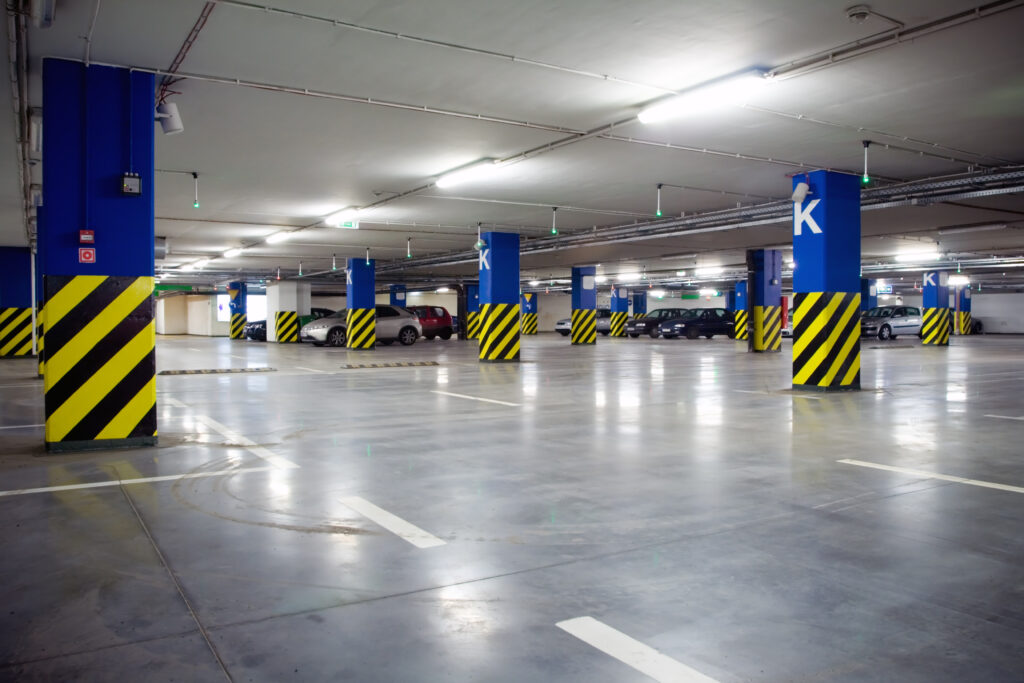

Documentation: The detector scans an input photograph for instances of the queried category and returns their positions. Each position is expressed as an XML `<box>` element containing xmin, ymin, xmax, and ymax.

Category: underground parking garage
<box><xmin>1</xmin><ymin>1</ymin><xmax>1024</xmax><ymax>681</ymax></box>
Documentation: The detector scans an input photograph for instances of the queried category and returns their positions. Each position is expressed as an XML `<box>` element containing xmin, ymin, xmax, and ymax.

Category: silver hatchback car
<box><xmin>301</xmin><ymin>305</ymin><xmax>423</xmax><ymax>346</ymax></box>
<box><xmin>861</xmin><ymin>305</ymin><xmax>922</xmax><ymax>340</ymax></box>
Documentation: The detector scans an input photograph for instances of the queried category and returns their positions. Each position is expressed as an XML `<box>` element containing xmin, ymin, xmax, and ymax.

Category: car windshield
<box><xmin>325</xmin><ymin>310</ymin><xmax>346</xmax><ymax>319</ymax></box>
<box><xmin>865</xmin><ymin>307</ymin><xmax>893</xmax><ymax>318</ymax></box>
<box><xmin>678</xmin><ymin>310</ymin><xmax>701</xmax><ymax>319</ymax></box>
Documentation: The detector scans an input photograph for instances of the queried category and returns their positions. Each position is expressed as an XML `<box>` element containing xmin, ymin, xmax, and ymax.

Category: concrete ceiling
<box><xmin>4</xmin><ymin>0</ymin><xmax>1024</xmax><ymax>290</ymax></box>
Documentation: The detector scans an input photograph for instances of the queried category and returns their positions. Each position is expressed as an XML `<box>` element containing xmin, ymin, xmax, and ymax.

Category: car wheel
<box><xmin>648</xmin><ymin>327</ymin><xmax>659</xmax><ymax>338</ymax></box>
<box><xmin>327</xmin><ymin>327</ymin><xmax>346</xmax><ymax>347</ymax></box>
<box><xmin>425</xmin><ymin>334</ymin><xmax>435</xmax><ymax>341</ymax></box>
<box><xmin>312</xmin><ymin>342</ymin><xmax>324</xmax><ymax>347</ymax></box>
<box><xmin>727</xmin><ymin>330</ymin><xmax>736</xmax><ymax>339</ymax></box>
<box><xmin>398</xmin><ymin>327</ymin><xmax>418</xmax><ymax>346</ymax></box>
<box><xmin>662</xmin><ymin>333</ymin><xmax>677</xmax><ymax>339</ymax></box>
<box><xmin>628</xmin><ymin>333</ymin><xmax>639</xmax><ymax>338</ymax></box>
<box><xmin>558</xmin><ymin>330</ymin><xmax>569</xmax><ymax>336</ymax></box>
<box><xmin>686</xmin><ymin>327</ymin><xmax>700</xmax><ymax>340</ymax></box>
<box><xmin>439</xmin><ymin>328</ymin><xmax>452</xmax><ymax>340</ymax></box>
<box><xmin>704</xmin><ymin>334</ymin><xmax>714</xmax><ymax>339</ymax></box>
<box><xmin>878</xmin><ymin>325</ymin><xmax>892</xmax><ymax>341</ymax></box>
<box><xmin>380</xmin><ymin>339</ymin><xmax>394</xmax><ymax>346</ymax></box>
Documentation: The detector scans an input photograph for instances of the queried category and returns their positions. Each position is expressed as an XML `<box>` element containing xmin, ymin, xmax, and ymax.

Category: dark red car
<box><xmin>407</xmin><ymin>305</ymin><xmax>454</xmax><ymax>340</ymax></box>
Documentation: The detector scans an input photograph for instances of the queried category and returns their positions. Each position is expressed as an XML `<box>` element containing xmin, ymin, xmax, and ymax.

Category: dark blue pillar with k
<box><xmin>731</xmin><ymin>281</ymin><xmax>748</xmax><ymax>341</ymax></box>
<box><xmin>346</xmin><ymin>259</ymin><xmax>376</xmax><ymax>349</ymax></box>
<box><xmin>921</xmin><ymin>270</ymin><xmax>951</xmax><ymax>346</ymax></box>
<box><xmin>228</xmin><ymin>281</ymin><xmax>247</xmax><ymax>339</ymax></box>
<box><xmin>465</xmin><ymin>284</ymin><xmax>481</xmax><ymax>340</ymax></box>
<box><xmin>631</xmin><ymin>292</ymin><xmax>647</xmax><ymax>318</ymax></box>
<box><xmin>791</xmin><ymin>170</ymin><xmax>862</xmax><ymax>390</ymax></box>
<box><xmin>39</xmin><ymin>59</ymin><xmax>157</xmax><ymax>451</ymax></box>
<box><xmin>957</xmin><ymin>286</ymin><xmax>972</xmax><ymax>335</ymax></box>
<box><xmin>609</xmin><ymin>287</ymin><xmax>628</xmax><ymax>337</ymax></box>
<box><xmin>478</xmin><ymin>232</ymin><xmax>520</xmax><ymax>361</ymax></box>
<box><xmin>860</xmin><ymin>279</ymin><xmax>877</xmax><ymax>312</ymax></box>
<box><xmin>0</xmin><ymin>247</ymin><xmax>35</xmax><ymax>358</ymax></box>
<box><xmin>520</xmin><ymin>293</ymin><xmax>538</xmax><ymax>335</ymax></box>
<box><xmin>570</xmin><ymin>266</ymin><xmax>597</xmax><ymax>345</ymax></box>
<box><xmin>747</xmin><ymin>250</ymin><xmax>782</xmax><ymax>353</ymax></box>
<box><xmin>389</xmin><ymin>284</ymin><xmax>407</xmax><ymax>307</ymax></box>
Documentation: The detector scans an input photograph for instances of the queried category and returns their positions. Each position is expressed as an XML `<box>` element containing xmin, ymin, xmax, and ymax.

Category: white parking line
<box><xmin>294</xmin><ymin>366</ymin><xmax>327</xmax><ymax>374</ymax></box>
<box><xmin>556</xmin><ymin>616</ymin><xmax>718</xmax><ymax>683</ymax></box>
<box><xmin>163</xmin><ymin>397</ymin><xmax>188</xmax><ymax>408</ymax></box>
<box><xmin>339</xmin><ymin>496</ymin><xmax>446</xmax><ymax>549</ymax></box>
<box><xmin>838</xmin><ymin>459</ymin><xmax>1024</xmax><ymax>494</ymax></box>
<box><xmin>0</xmin><ymin>466</ymin><xmax>275</xmax><ymax>498</ymax></box>
<box><xmin>430</xmin><ymin>390</ymin><xmax>520</xmax><ymax>407</ymax></box>
<box><xmin>985</xmin><ymin>414</ymin><xmax>1024</xmax><ymax>421</ymax></box>
<box><xmin>194</xmin><ymin>415</ymin><xmax>300</xmax><ymax>470</ymax></box>
<box><xmin>0</xmin><ymin>423</ymin><xmax>43</xmax><ymax>430</ymax></box>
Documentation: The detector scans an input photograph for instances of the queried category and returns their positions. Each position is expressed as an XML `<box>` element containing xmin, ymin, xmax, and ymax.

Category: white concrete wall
<box><xmin>379</xmin><ymin>292</ymin><xmax>459</xmax><ymax>312</ymax></box>
<box><xmin>184</xmin><ymin>295</ymin><xmax>228</xmax><ymax>337</ymax></box>
<box><xmin>155</xmin><ymin>296</ymin><xmax>187</xmax><ymax>335</ymax></box>
<box><xmin>267</xmin><ymin>282</ymin><xmax>311</xmax><ymax>341</ymax></box>
<box><xmin>971</xmin><ymin>292</ymin><xmax>1024</xmax><ymax>333</ymax></box>
<box><xmin>312</xmin><ymin>295</ymin><xmax>346</xmax><ymax>311</ymax></box>
<box><xmin>537</xmin><ymin>293</ymin><xmax>572</xmax><ymax>331</ymax></box>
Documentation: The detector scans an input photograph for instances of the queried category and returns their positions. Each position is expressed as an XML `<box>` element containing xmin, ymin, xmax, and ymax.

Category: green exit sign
<box><xmin>338</xmin><ymin>220</ymin><xmax>359</xmax><ymax>229</ymax></box>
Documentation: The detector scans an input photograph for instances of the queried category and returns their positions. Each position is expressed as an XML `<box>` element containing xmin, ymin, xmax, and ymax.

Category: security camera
<box><xmin>791</xmin><ymin>182</ymin><xmax>811</xmax><ymax>203</ymax></box>
<box><xmin>155</xmin><ymin>102</ymin><xmax>184</xmax><ymax>135</ymax></box>
<box><xmin>846</xmin><ymin>4</ymin><xmax>871</xmax><ymax>23</ymax></box>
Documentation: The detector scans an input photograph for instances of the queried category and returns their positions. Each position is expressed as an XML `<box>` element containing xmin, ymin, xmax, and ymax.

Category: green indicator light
<box><xmin>861</xmin><ymin>175</ymin><xmax>870</xmax><ymax>184</ymax></box>
<box><xmin>656</xmin><ymin>210</ymin><xmax>662</xmax><ymax>217</ymax></box>
<box><xmin>193</xmin><ymin>200</ymin><xmax>200</xmax><ymax>208</ymax></box>
<box><xmin>551</xmin><ymin>228</ymin><xmax>558</xmax><ymax>235</ymax></box>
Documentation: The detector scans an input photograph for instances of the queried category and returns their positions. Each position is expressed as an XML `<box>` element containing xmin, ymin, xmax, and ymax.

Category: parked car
<box><xmin>625</xmin><ymin>308</ymin><xmax>690</xmax><ymax>338</ymax></box>
<box><xmin>300</xmin><ymin>305</ymin><xmax>423</xmax><ymax>346</ymax></box>
<box><xmin>298</xmin><ymin>307</ymin><xmax>335</xmax><ymax>331</ymax></box>
<box><xmin>555</xmin><ymin>309</ymin><xmax>612</xmax><ymax>335</ymax></box>
<box><xmin>244</xmin><ymin>319</ymin><xmax>267</xmax><ymax>341</ymax></box>
<box><xmin>407</xmin><ymin>305</ymin><xmax>455</xmax><ymax>340</ymax></box>
<box><xmin>861</xmin><ymin>305</ymin><xmax>922</xmax><ymax>340</ymax></box>
<box><xmin>659</xmin><ymin>308</ymin><xmax>735</xmax><ymax>339</ymax></box>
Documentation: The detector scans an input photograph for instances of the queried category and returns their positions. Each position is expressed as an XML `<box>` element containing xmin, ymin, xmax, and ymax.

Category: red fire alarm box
<box><xmin>79</xmin><ymin>229</ymin><xmax>95</xmax><ymax>244</ymax></box>
<box><xmin>79</xmin><ymin>247</ymin><xmax>96</xmax><ymax>264</ymax></box>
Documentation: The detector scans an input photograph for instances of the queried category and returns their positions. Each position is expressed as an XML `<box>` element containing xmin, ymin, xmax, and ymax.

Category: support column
<box><xmin>228</xmin><ymin>281</ymin><xmax>247</xmax><ymax>339</ymax></box>
<box><xmin>570</xmin><ymin>266</ymin><xmax>597</xmax><ymax>345</ymax></box>
<box><xmin>631</xmin><ymin>292</ymin><xmax>647</xmax><ymax>318</ymax></box>
<box><xmin>346</xmin><ymin>259</ymin><xmax>376</xmax><ymax>350</ymax></box>
<box><xmin>266</xmin><ymin>281</ymin><xmax>309</xmax><ymax>343</ymax></box>
<box><xmin>389</xmin><ymin>284</ymin><xmax>406</xmax><ymax>307</ymax></box>
<box><xmin>478</xmin><ymin>232</ymin><xmax>520</xmax><ymax>362</ymax></box>
<box><xmin>921</xmin><ymin>270</ymin><xmax>951</xmax><ymax>346</ymax></box>
<box><xmin>0</xmin><ymin>247</ymin><xmax>35</xmax><ymax>357</ymax></box>
<box><xmin>860</xmin><ymin>278</ymin><xmax>877</xmax><ymax>311</ymax></box>
<box><xmin>520</xmin><ymin>293</ymin><xmax>538</xmax><ymax>335</ymax></box>
<box><xmin>730</xmin><ymin>281</ymin><xmax>748</xmax><ymax>341</ymax></box>
<box><xmin>957</xmin><ymin>286</ymin><xmax>972</xmax><ymax>335</ymax></box>
<box><xmin>791</xmin><ymin>170</ymin><xmax>862</xmax><ymax>391</ymax></box>
<box><xmin>609</xmin><ymin>286</ymin><xmax>628</xmax><ymax>337</ymax></box>
<box><xmin>39</xmin><ymin>59</ymin><xmax>157</xmax><ymax>451</ymax></box>
<box><xmin>748</xmin><ymin>249</ymin><xmax>782</xmax><ymax>353</ymax></box>
<box><xmin>465</xmin><ymin>284</ymin><xmax>481</xmax><ymax>340</ymax></box>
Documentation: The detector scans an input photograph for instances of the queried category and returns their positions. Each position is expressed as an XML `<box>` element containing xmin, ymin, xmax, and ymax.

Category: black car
<box><xmin>625</xmin><ymin>308</ymin><xmax>690</xmax><ymax>338</ymax></box>
<box><xmin>659</xmin><ymin>308</ymin><xmax>735</xmax><ymax>339</ymax></box>
<box><xmin>244</xmin><ymin>319</ymin><xmax>267</xmax><ymax>341</ymax></box>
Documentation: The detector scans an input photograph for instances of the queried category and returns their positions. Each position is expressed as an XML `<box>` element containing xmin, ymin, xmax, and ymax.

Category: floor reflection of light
<box><xmin>436</xmin><ymin>368</ymin><xmax>449</xmax><ymax>385</ymax></box>
<box><xmin>618</xmin><ymin>385</ymin><xmax>640</xmax><ymax>410</ymax></box>
<box><xmin>650</xmin><ymin>356</ymin><xmax>664</xmax><ymax>381</ymax></box>
<box><xmin>522</xmin><ymin>370</ymin><xmax>537</xmax><ymax>398</ymax></box>
<box><xmin>893</xmin><ymin>424</ymin><xmax>937</xmax><ymax>451</ymax></box>
<box><xmin>699</xmin><ymin>356</ymin><xmax>717</xmax><ymax>385</ymax></box>
<box><xmin>436</xmin><ymin>583</ymin><xmax>493</xmax><ymax>638</ymax></box>
<box><xmin>595</xmin><ymin>390</ymin><xmax>606</xmax><ymax>408</ymax></box>
<box><xmin>266</xmin><ymin>468</ymin><xmax>291</xmax><ymax>500</ymax></box>
<box><xmin>695</xmin><ymin>394</ymin><xmax>723</xmax><ymax>426</ymax></box>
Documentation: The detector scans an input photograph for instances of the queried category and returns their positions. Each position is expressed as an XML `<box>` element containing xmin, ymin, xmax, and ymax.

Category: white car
<box><xmin>300</xmin><ymin>305</ymin><xmax>423</xmax><ymax>346</ymax></box>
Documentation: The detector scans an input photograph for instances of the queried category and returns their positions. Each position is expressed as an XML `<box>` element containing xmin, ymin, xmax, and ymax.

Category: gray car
<box><xmin>861</xmin><ymin>305</ymin><xmax>922</xmax><ymax>340</ymax></box>
<box><xmin>300</xmin><ymin>305</ymin><xmax>423</xmax><ymax>346</ymax></box>
<box><xmin>555</xmin><ymin>309</ymin><xmax>612</xmax><ymax>335</ymax></box>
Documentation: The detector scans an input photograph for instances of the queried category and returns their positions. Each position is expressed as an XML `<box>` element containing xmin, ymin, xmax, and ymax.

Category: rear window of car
<box><xmin>376</xmin><ymin>306</ymin><xmax>399</xmax><ymax>317</ymax></box>
<box><xmin>432</xmin><ymin>307</ymin><xmax>446</xmax><ymax>317</ymax></box>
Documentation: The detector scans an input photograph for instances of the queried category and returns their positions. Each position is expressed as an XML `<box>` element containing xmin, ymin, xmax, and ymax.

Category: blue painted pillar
<box><xmin>609</xmin><ymin>286</ymin><xmax>628</xmax><ymax>337</ymax></box>
<box><xmin>346</xmin><ymin>259</ymin><xmax>376</xmax><ymax>349</ymax></box>
<box><xmin>0</xmin><ymin>247</ymin><xmax>35</xmax><ymax>357</ymax></box>
<box><xmin>860</xmin><ymin>279</ymin><xmax>877</xmax><ymax>312</ymax></box>
<box><xmin>921</xmin><ymin>271</ymin><xmax>951</xmax><ymax>346</ymax></box>
<box><xmin>465</xmin><ymin>284</ymin><xmax>481</xmax><ymax>340</ymax></box>
<box><xmin>39</xmin><ymin>59</ymin><xmax>156</xmax><ymax>451</ymax></box>
<box><xmin>791</xmin><ymin>170</ymin><xmax>862</xmax><ymax>390</ymax></box>
<box><xmin>478</xmin><ymin>232</ymin><xmax>520</xmax><ymax>361</ymax></box>
<box><xmin>631</xmin><ymin>292</ymin><xmax>647</xmax><ymax>318</ymax></box>
<box><xmin>747</xmin><ymin>249</ymin><xmax>782</xmax><ymax>353</ymax></box>
<box><xmin>570</xmin><ymin>266</ymin><xmax>597</xmax><ymax>345</ymax></box>
<box><xmin>731</xmin><ymin>281</ymin><xmax>748</xmax><ymax>341</ymax></box>
<box><xmin>228</xmin><ymin>281</ymin><xmax>247</xmax><ymax>339</ymax></box>
<box><xmin>956</xmin><ymin>286</ymin><xmax>972</xmax><ymax>335</ymax></box>
<box><xmin>520</xmin><ymin>293</ymin><xmax>538</xmax><ymax>335</ymax></box>
<box><xmin>389</xmin><ymin>284</ymin><xmax>407</xmax><ymax>307</ymax></box>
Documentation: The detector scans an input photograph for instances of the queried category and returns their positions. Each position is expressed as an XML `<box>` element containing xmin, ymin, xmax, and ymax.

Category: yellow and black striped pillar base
<box><xmin>632</xmin><ymin>312</ymin><xmax>645</xmax><ymax>319</ymax></box>
<box><xmin>957</xmin><ymin>311</ymin><xmax>972</xmax><ymax>336</ymax></box>
<box><xmin>521</xmin><ymin>312</ymin><xmax>538</xmax><ymax>335</ymax></box>
<box><xmin>43</xmin><ymin>275</ymin><xmax>157</xmax><ymax>452</ymax></box>
<box><xmin>346</xmin><ymin>308</ymin><xmax>376</xmax><ymax>350</ymax></box>
<box><xmin>466</xmin><ymin>311</ymin><xmax>481</xmax><ymax>340</ymax></box>
<box><xmin>609</xmin><ymin>311</ymin><xmax>628</xmax><ymax>337</ymax></box>
<box><xmin>792</xmin><ymin>292</ymin><xmax>861</xmax><ymax>391</ymax></box>
<box><xmin>274</xmin><ymin>311</ymin><xmax>298</xmax><ymax>343</ymax></box>
<box><xmin>921</xmin><ymin>307</ymin><xmax>951</xmax><ymax>346</ymax></box>
<box><xmin>751</xmin><ymin>305</ymin><xmax>781</xmax><ymax>352</ymax></box>
<box><xmin>0</xmin><ymin>307</ymin><xmax>34</xmax><ymax>357</ymax></box>
<box><xmin>570</xmin><ymin>308</ymin><xmax>597</xmax><ymax>345</ymax></box>
<box><xmin>733</xmin><ymin>309</ymin><xmax>749</xmax><ymax>341</ymax></box>
<box><xmin>230</xmin><ymin>313</ymin><xmax>247</xmax><ymax>339</ymax></box>
<box><xmin>479</xmin><ymin>303</ymin><xmax>519</xmax><ymax>362</ymax></box>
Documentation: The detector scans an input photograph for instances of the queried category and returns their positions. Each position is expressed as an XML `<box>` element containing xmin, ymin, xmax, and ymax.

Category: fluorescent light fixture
<box><xmin>650</xmin><ymin>289</ymin><xmax>667</xmax><ymax>298</ymax></box>
<box><xmin>617</xmin><ymin>273</ymin><xmax>641</xmax><ymax>282</ymax></box>
<box><xmin>894</xmin><ymin>250</ymin><xmax>940</xmax><ymax>262</ymax></box>
<box><xmin>695</xmin><ymin>266</ymin><xmax>723</xmax><ymax>277</ymax></box>
<box><xmin>180</xmin><ymin>264</ymin><xmax>194</xmax><ymax>272</ymax></box>
<box><xmin>193</xmin><ymin>259</ymin><xmax>210</xmax><ymax>269</ymax></box>
<box><xmin>222</xmin><ymin>248</ymin><xmax>243</xmax><ymax>258</ymax></box>
<box><xmin>699</xmin><ymin>288</ymin><xmax>718</xmax><ymax>296</ymax></box>
<box><xmin>409</xmin><ymin>291</ymin><xmax>423</xmax><ymax>296</ymax></box>
<box><xmin>325</xmin><ymin>207</ymin><xmax>360</xmax><ymax>228</ymax></box>
<box><xmin>595</xmin><ymin>275</ymin><xmax>608</xmax><ymax>284</ymax></box>
<box><xmin>266</xmin><ymin>231</ymin><xmax>291</xmax><ymax>244</ymax></box>
<box><xmin>785</xmin><ymin>260</ymin><xmax>795</xmax><ymax>269</ymax></box>
<box><xmin>638</xmin><ymin>70</ymin><xmax>769</xmax><ymax>124</ymax></box>
<box><xmin>529</xmin><ymin>280</ymin><xmax>541</xmax><ymax>286</ymax></box>
<box><xmin>675</xmin><ymin>270</ymin><xmax>686</xmax><ymax>277</ymax></box>
<box><xmin>948</xmin><ymin>275</ymin><xmax>970</xmax><ymax>286</ymax></box>
<box><xmin>436</xmin><ymin>159</ymin><xmax>502</xmax><ymax>189</ymax></box>
<box><xmin>937</xmin><ymin>224</ymin><xmax>1007</xmax><ymax>235</ymax></box>
<box><xmin>435</xmin><ymin>287</ymin><xmax>450</xmax><ymax>293</ymax></box>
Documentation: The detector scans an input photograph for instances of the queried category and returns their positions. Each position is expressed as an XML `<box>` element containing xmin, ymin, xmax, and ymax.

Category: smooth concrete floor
<box><xmin>1</xmin><ymin>332</ymin><xmax>1023</xmax><ymax>682</ymax></box>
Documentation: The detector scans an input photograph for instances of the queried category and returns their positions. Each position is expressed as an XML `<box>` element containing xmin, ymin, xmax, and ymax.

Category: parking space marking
<box><xmin>430</xmin><ymin>390</ymin><xmax>520</xmax><ymax>407</ymax></box>
<box><xmin>163</xmin><ymin>397</ymin><xmax>188</xmax><ymax>408</ymax></box>
<box><xmin>556</xmin><ymin>616</ymin><xmax>718</xmax><ymax>683</ymax></box>
<box><xmin>734</xmin><ymin>389</ymin><xmax>824</xmax><ymax>400</ymax></box>
<box><xmin>839</xmin><ymin>459</ymin><xmax>1024</xmax><ymax>494</ymax></box>
<box><xmin>339</xmin><ymin>496</ymin><xmax>446</xmax><ymax>548</ymax></box>
<box><xmin>0</xmin><ymin>423</ymin><xmax>43</xmax><ymax>430</ymax></box>
<box><xmin>194</xmin><ymin>415</ymin><xmax>300</xmax><ymax>470</ymax></box>
<box><xmin>985</xmin><ymin>414</ymin><xmax>1024</xmax><ymax>421</ymax></box>
<box><xmin>294</xmin><ymin>366</ymin><xmax>327</xmax><ymax>374</ymax></box>
<box><xmin>0</xmin><ymin>466</ymin><xmax>275</xmax><ymax>498</ymax></box>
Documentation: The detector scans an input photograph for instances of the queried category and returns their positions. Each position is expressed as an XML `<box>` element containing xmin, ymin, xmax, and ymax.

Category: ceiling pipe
<box><xmin>6</xmin><ymin>1</ymin><xmax>32</xmax><ymax>244</ymax></box>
